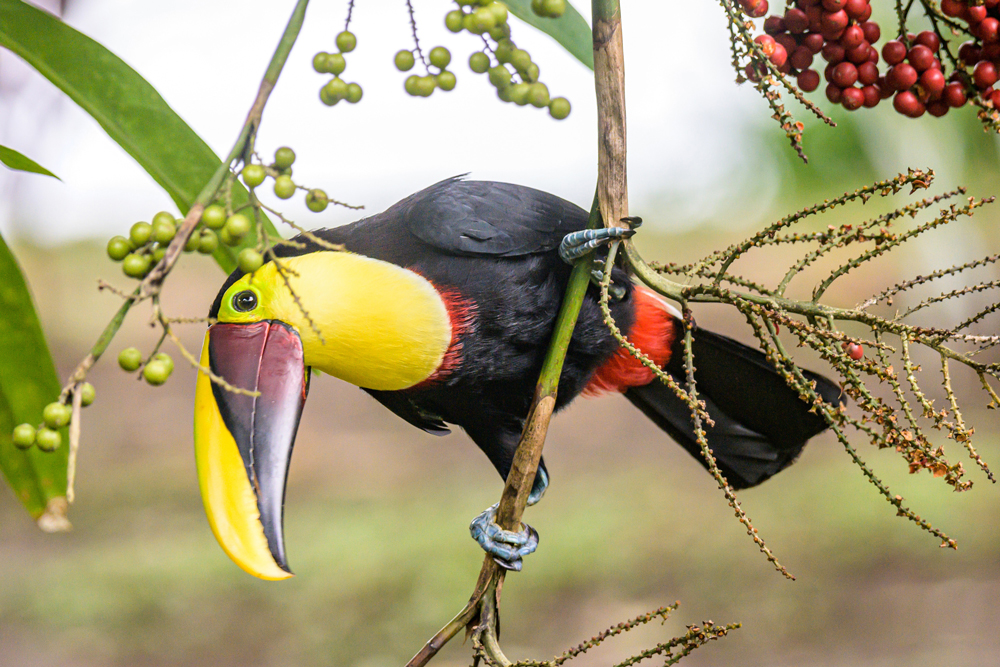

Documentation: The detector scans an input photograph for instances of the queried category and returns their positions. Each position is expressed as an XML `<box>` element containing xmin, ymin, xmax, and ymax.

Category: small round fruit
<box><xmin>445</xmin><ymin>9</ymin><xmax>465</xmax><ymax>32</ymax></box>
<box><xmin>219</xmin><ymin>226</ymin><xmax>236</xmax><ymax>247</ymax></box>
<box><xmin>324</xmin><ymin>77</ymin><xmax>348</xmax><ymax>100</ymax></box>
<box><xmin>152</xmin><ymin>219</ymin><xmax>176</xmax><ymax>244</ymax></box>
<box><xmin>488</xmin><ymin>65</ymin><xmax>512</xmax><ymax>88</ymax></box>
<box><xmin>79</xmin><ymin>382</ymin><xmax>96</xmax><ymax>407</ymax></box>
<box><xmin>306</xmin><ymin>189</ymin><xmax>329</xmax><ymax>212</ymax></box>
<box><xmin>107</xmin><ymin>236</ymin><xmax>131</xmax><ymax>261</ymax></box>
<box><xmin>122</xmin><ymin>253</ymin><xmax>152</xmax><ymax>278</ymax></box>
<box><xmin>238</xmin><ymin>248</ymin><xmax>264</xmax><ymax>274</ymax></box>
<box><xmin>12</xmin><ymin>423</ymin><xmax>36</xmax><ymax>449</ymax></box>
<box><xmin>274</xmin><ymin>146</ymin><xmax>296</xmax><ymax>170</ymax></box>
<box><xmin>241</xmin><ymin>164</ymin><xmax>267</xmax><ymax>188</ymax></box>
<box><xmin>184</xmin><ymin>232</ymin><xmax>200</xmax><ymax>252</ymax></box>
<box><xmin>201</xmin><ymin>204</ymin><xmax>227</xmax><ymax>230</ymax></box>
<box><xmin>312</xmin><ymin>51</ymin><xmax>330</xmax><ymax>73</ymax></box>
<box><xmin>469</xmin><ymin>52</ymin><xmax>490</xmax><ymax>73</ymax></box>
<box><xmin>118</xmin><ymin>347</ymin><xmax>143</xmax><ymax>372</ymax></box>
<box><xmin>43</xmin><ymin>402</ymin><xmax>71</xmax><ymax>429</ymax></box>
<box><xmin>129</xmin><ymin>221</ymin><xmax>152</xmax><ymax>247</ymax></box>
<box><xmin>846</xmin><ymin>343</ymin><xmax>864</xmax><ymax>360</ymax></box>
<box><xmin>143</xmin><ymin>359</ymin><xmax>171</xmax><ymax>386</ymax></box>
<box><xmin>548</xmin><ymin>97</ymin><xmax>571</xmax><ymax>119</ymax></box>
<box><xmin>528</xmin><ymin>82</ymin><xmax>550</xmax><ymax>108</ymax></box>
<box><xmin>320</xmin><ymin>85</ymin><xmax>339</xmax><ymax>106</ymax></box>
<box><xmin>273</xmin><ymin>175</ymin><xmax>296</xmax><ymax>200</ymax></box>
<box><xmin>336</xmin><ymin>31</ymin><xmax>356</xmax><ymax>53</ymax></box>
<box><xmin>488</xmin><ymin>1</ymin><xmax>509</xmax><ymax>23</ymax></box>
<box><xmin>152</xmin><ymin>246</ymin><xmax>166</xmax><ymax>263</ymax></box>
<box><xmin>35</xmin><ymin>427</ymin><xmax>61</xmax><ymax>452</ymax></box>
<box><xmin>225</xmin><ymin>213</ymin><xmax>252</xmax><ymax>239</ymax></box>
<box><xmin>198</xmin><ymin>229</ymin><xmax>219</xmax><ymax>254</ymax></box>
<box><xmin>345</xmin><ymin>82</ymin><xmax>363</xmax><ymax>103</ymax></box>
<box><xmin>436</xmin><ymin>70</ymin><xmax>457</xmax><ymax>91</ymax></box>
<box><xmin>404</xmin><ymin>74</ymin><xmax>421</xmax><ymax>95</ymax></box>
<box><xmin>395</xmin><ymin>49</ymin><xmax>415</xmax><ymax>71</ymax></box>
<box><xmin>429</xmin><ymin>46</ymin><xmax>451</xmax><ymax>69</ymax></box>
<box><xmin>327</xmin><ymin>53</ymin><xmax>346</xmax><ymax>76</ymax></box>
<box><xmin>540</xmin><ymin>0</ymin><xmax>566</xmax><ymax>17</ymax></box>
<box><xmin>152</xmin><ymin>352</ymin><xmax>174</xmax><ymax>376</ymax></box>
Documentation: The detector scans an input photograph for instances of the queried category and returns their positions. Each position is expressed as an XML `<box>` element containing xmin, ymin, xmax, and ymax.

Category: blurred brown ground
<box><xmin>0</xmin><ymin>218</ymin><xmax>998</xmax><ymax>667</ymax></box>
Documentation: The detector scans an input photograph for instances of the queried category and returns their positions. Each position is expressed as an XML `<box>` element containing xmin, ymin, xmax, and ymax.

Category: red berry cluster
<box><xmin>943</xmin><ymin>0</ymin><xmax>1000</xmax><ymax>106</ymax></box>
<box><xmin>881</xmin><ymin>34</ymin><xmax>967</xmax><ymax>117</ymax></box>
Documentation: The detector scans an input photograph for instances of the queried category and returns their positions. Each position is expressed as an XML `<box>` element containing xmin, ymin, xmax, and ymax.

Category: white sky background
<box><xmin>0</xmin><ymin>0</ymin><xmax>770</xmax><ymax>244</ymax></box>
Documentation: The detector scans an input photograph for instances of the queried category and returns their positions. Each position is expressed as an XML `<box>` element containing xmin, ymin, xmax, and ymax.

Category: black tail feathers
<box><xmin>625</xmin><ymin>327</ymin><xmax>844</xmax><ymax>489</ymax></box>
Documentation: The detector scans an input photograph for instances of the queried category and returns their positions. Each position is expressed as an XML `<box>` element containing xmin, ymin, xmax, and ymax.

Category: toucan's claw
<box><xmin>558</xmin><ymin>227</ymin><xmax>636</xmax><ymax>263</ymax></box>
<box><xmin>470</xmin><ymin>503</ymin><xmax>539</xmax><ymax>571</ymax></box>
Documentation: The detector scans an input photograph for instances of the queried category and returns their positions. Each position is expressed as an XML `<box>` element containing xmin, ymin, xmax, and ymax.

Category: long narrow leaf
<box><xmin>0</xmin><ymin>233</ymin><xmax>68</xmax><ymax>525</ymax></box>
<box><xmin>505</xmin><ymin>0</ymin><xmax>593</xmax><ymax>70</ymax></box>
<box><xmin>0</xmin><ymin>0</ymin><xmax>275</xmax><ymax>273</ymax></box>
<box><xmin>0</xmin><ymin>144</ymin><xmax>60</xmax><ymax>179</ymax></box>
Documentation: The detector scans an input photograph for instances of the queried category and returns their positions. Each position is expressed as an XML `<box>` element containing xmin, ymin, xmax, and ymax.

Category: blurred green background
<box><xmin>1</xmin><ymin>103</ymin><xmax>999</xmax><ymax>667</ymax></box>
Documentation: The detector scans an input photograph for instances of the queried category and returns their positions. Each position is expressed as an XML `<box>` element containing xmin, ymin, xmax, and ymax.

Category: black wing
<box><xmin>362</xmin><ymin>388</ymin><xmax>451</xmax><ymax>436</ymax></box>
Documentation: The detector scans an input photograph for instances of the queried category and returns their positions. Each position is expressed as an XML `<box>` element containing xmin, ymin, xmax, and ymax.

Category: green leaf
<box><xmin>0</xmin><ymin>232</ymin><xmax>68</xmax><ymax>526</ymax></box>
<box><xmin>505</xmin><ymin>0</ymin><xmax>593</xmax><ymax>70</ymax></box>
<box><xmin>0</xmin><ymin>0</ymin><xmax>274</xmax><ymax>273</ymax></box>
<box><xmin>0</xmin><ymin>144</ymin><xmax>60</xmax><ymax>179</ymax></box>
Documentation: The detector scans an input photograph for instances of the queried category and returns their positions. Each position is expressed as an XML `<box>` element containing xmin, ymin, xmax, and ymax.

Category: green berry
<box><xmin>445</xmin><ymin>9</ymin><xmax>465</xmax><ymax>32</ymax></box>
<box><xmin>336</xmin><ymin>31</ymin><xmax>356</xmax><ymax>53</ymax></box>
<box><xmin>429</xmin><ymin>46</ymin><xmax>451</xmax><ymax>69</ymax></box>
<box><xmin>143</xmin><ymin>359</ymin><xmax>171</xmax><ymax>386</ymax></box>
<box><xmin>320</xmin><ymin>86</ymin><xmax>339</xmax><ymax>106</ymax></box>
<box><xmin>395</xmin><ymin>50</ymin><xmax>415</xmax><ymax>72</ymax></box>
<box><xmin>346</xmin><ymin>82</ymin><xmax>363</xmax><ymax>103</ymax></box>
<box><xmin>487</xmin><ymin>1</ymin><xmax>509</xmax><ymax>23</ymax></box>
<box><xmin>152</xmin><ymin>219</ymin><xmax>176</xmax><ymax>244</ymax></box>
<box><xmin>43</xmin><ymin>401</ymin><xmax>71</xmax><ymax>429</ymax></box>
<box><xmin>273</xmin><ymin>175</ymin><xmax>296</xmax><ymax>200</ymax></box>
<box><xmin>511</xmin><ymin>49</ymin><xmax>532</xmax><ymax>74</ymax></box>
<box><xmin>274</xmin><ymin>147</ymin><xmax>296</xmax><ymax>170</ymax></box>
<box><xmin>306</xmin><ymin>189</ymin><xmax>329</xmax><ymax>212</ymax></box>
<box><xmin>198</xmin><ymin>229</ymin><xmax>219</xmax><ymax>254</ymax></box>
<box><xmin>469</xmin><ymin>52</ymin><xmax>490</xmax><ymax>73</ymax></box>
<box><xmin>152</xmin><ymin>352</ymin><xmax>174</xmax><ymax>376</ymax></box>
<box><xmin>312</xmin><ymin>51</ymin><xmax>331</xmax><ymax>73</ymax></box>
<box><xmin>488</xmin><ymin>66</ymin><xmax>512</xmax><ymax>89</ymax></box>
<box><xmin>417</xmin><ymin>76</ymin><xmax>437</xmax><ymax>97</ymax></box>
<box><xmin>436</xmin><ymin>70</ymin><xmax>457</xmax><ymax>91</ymax></box>
<box><xmin>118</xmin><ymin>347</ymin><xmax>143</xmax><ymax>372</ymax></box>
<box><xmin>549</xmin><ymin>97</ymin><xmax>571</xmax><ymax>119</ymax></box>
<box><xmin>152</xmin><ymin>211</ymin><xmax>174</xmax><ymax>227</ymax></box>
<box><xmin>152</xmin><ymin>246</ymin><xmax>166</xmax><ymax>263</ymax></box>
<box><xmin>184</xmin><ymin>232</ymin><xmax>200</xmax><ymax>252</ymax></box>
<box><xmin>107</xmin><ymin>236</ymin><xmax>131</xmax><ymax>261</ymax></box>
<box><xmin>129</xmin><ymin>221</ymin><xmax>152</xmax><ymax>247</ymax></box>
<box><xmin>526</xmin><ymin>63</ymin><xmax>540</xmax><ymax>82</ymax></box>
<box><xmin>219</xmin><ymin>226</ymin><xmax>236</xmax><ymax>247</ymax></box>
<box><xmin>489</xmin><ymin>23</ymin><xmax>510</xmax><ymax>40</ymax></box>
<box><xmin>509</xmin><ymin>82</ymin><xmax>531</xmax><ymax>106</ymax></box>
<box><xmin>12</xmin><ymin>423</ymin><xmax>36</xmax><ymax>449</ymax></box>
<box><xmin>465</xmin><ymin>8</ymin><xmax>495</xmax><ymax>33</ymax></box>
<box><xmin>238</xmin><ymin>248</ymin><xmax>264</xmax><ymax>274</ymax></box>
<box><xmin>323</xmin><ymin>77</ymin><xmax>348</xmax><ymax>104</ymax></box>
<box><xmin>327</xmin><ymin>53</ymin><xmax>346</xmax><ymax>76</ymax></box>
<box><xmin>541</xmin><ymin>0</ymin><xmax>566</xmax><ymax>17</ymax></box>
<box><xmin>35</xmin><ymin>427</ymin><xmax>61</xmax><ymax>452</ymax></box>
<box><xmin>225</xmin><ymin>213</ymin><xmax>252</xmax><ymax>239</ymax></box>
<box><xmin>241</xmin><ymin>164</ymin><xmax>267</xmax><ymax>188</ymax></box>
<box><xmin>78</xmin><ymin>382</ymin><xmax>96</xmax><ymax>407</ymax></box>
<box><xmin>201</xmin><ymin>204</ymin><xmax>227</xmax><ymax>230</ymax></box>
<box><xmin>122</xmin><ymin>253</ymin><xmax>151</xmax><ymax>278</ymax></box>
<box><xmin>495</xmin><ymin>39</ymin><xmax>515</xmax><ymax>64</ymax></box>
<box><xmin>405</xmin><ymin>74</ymin><xmax>421</xmax><ymax>96</ymax></box>
<box><xmin>528</xmin><ymin>82</ymin><xmax>550</xmax><ymax>108</ymax></box>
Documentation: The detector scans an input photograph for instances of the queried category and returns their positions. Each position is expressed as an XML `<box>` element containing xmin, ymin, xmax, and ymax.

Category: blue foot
<box><xmin>559</xmin><ymin>227</ymin><xmax>636</xmax><ymax>263</ymax></box>
<box><xmin>470</xmin><ymin>503</ymin><xmax>539</xmax><ymax>571</ymax></box>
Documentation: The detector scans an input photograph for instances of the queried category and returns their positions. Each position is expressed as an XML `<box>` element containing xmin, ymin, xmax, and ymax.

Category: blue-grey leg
<box><xmin>470</xmin><ymin>504</ymin><xmax>539</xmax><ymax>571</ymax></box>
<box><xmin>558</xmin><ymin>227</ymin><xmax>636</xmax><ymax>263</ymax></box>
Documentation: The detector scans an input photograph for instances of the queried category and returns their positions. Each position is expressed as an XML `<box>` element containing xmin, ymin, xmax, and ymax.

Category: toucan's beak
<box><xmin>193</xmin><ymin>320</ymin><xmax>308</xmax><ymax>580</ymax></box>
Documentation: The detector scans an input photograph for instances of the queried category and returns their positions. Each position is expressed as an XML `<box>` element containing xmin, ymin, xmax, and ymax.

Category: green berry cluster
<box><xmin>397</xmin><ymin>46</ymin><xmax>457</xmax><ymax>97</ymax></box>
<box><xmin>530</xmin><ymin>0</ymin><xmax>566</xmax><ymax>18</ymax></box>
<box><xmin>313</xmin><ymin>31</ymin><xmax>363</xmax><ymax>106</ymax></box>
<box><xmin>10</xmin><ymin>383</ymin><xmax>94</xmax><ymax>453</ymax></box>
<box><xmin>119</xmin><ymin>348</ymin><xmax>175</xmax><ymax>386</ymax></box>
<box><xmin>106</xmin><ymin>210</ymin><xmax>179</xmax><ymax>279</ymax></box>
<box><xmin>446</xmin><ymin>1</ymin><xmax>571</xmax><ymax>119</ymax></box>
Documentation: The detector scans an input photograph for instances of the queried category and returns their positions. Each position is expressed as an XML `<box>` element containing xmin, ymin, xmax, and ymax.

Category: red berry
<box><xmin>791</xmin><ymin>45</ymin><xmax>815</xmax><ymax>70</ymax></box>
<box><xmin>968</xmin><ymin>4</ymin><xmax>988</xmax><ymax>23</ymax></box>
<box><xmin>745</xmin><ymin>63</ymin><xmax>764</xmax><ymax>82</ymax></box>
<box><xmin>825</xmin><ymin>62</ymin><xmax>837</xmax><ymax>81</ymax></box>
<box><xmin>857</xmin><ymin>61</ymin><xmax>879</xmax><ymax>85</ymax></box>
<box><xmin>754</xmin><ymin>34</ymin><xmax>777</xmax><ymax>56</ymax></box>
<box><xmin>941</xmin><ymin>0</ymin><xmax>965</xmax><ymax>16</ymax></box>
<box><xmin>841</xmin><ymin>86</ymin><xmax>865</xmax><ymax>109</ymax></box>
<box><xmin>846</xmin><ymin>343</ymin><xmax>864</xmax><ymax>360</ymax></box>
<box><xmin>802</xmin><ymin>32</ymin><xmax>826</xmax><ymax>53</ymax></box>
<box><xmin>978</xmin><ymin>17</ymin><xmax>1000</xmax><ymax>43</ymax></box>
<box><xmin>943</xmin><ymin>81</ymin><xmax>968</xmax><ymax>107</ymax></box>
<box><xmin>821</xmin><ymin>10</ymin><xmax>849</xmax><ymax>35</ymax></box>
<box><xmin>879</xmin><ymin>77</ymin><xmax>895</xmax><ymax>98</ymax></box>
<box><xmin>982</xmin><ymin>43</ymin><xmax>1000</xmax><ymax>60</ymax></box>
<box><xmin>861</xmin><ymin>20</ymin><xmax>881</xmax><ymax>43</ymax></box>
<box><xmin>857</xmin><ymin>3</ymin><xmax>872</xmax><ymax>21</ymax></box>
<box><xmin>823</xmin><ymin>42</ymin><xmax>846</xmax><ymax>64</ymax></box>
<box><xmin>832</xmin><ymin>61</ymin><xmax>859</xmax><ymax>86</ymax></box>
<box><xmin>764</xmin><ymin>16</ymin><xmax>787</xmax><ymax>34</ymax></box>
<box><xmin>867</xmin><ymin>45</ymin><xmax>880</xmax><ymax>63</ymax></box>
<box><xmin>927</xmin><ymin>100</ymin><xmax>949</xmax><ymax>116</ymax></box>
<box><xmin>775</xmin><ymin>33</ymin><xmax>798</xmax><ymax>55</ymax></box>
<box><xmin>840</xmin><ymin>24</ymin><xmax>865</xmax><ymax>49</ymax></box>
<box><xmin>894</xmin><ymin>90</ymin><xmax>925</xmax><ymax>117</ymax></box>
<box><xmin>847</xmin><ymin>42</ymin><xmax>871</xmax><ymax>64</ymax></box>
<box><xmin>907</xmin><ymin>45</ymin><xmax>935</xmax><ymax>71</ymax></box>
<box><xmin>959</xmin><ymin>41</ymin><xmax>981</xmax><ymax>65</ymax></box>
<box><xmin>844</xmin><ymin>0</ymin><xmax>869</xmax><ymax>19</ymax></box>
<box><xmin>826</xmin><ymin>83</ymin><xmax>844</xmax><ymax>102</ymax></box>
<box><xmin>862</xmin><ymin>84</ymin><xmax>881</xmax><ymax>107</ymax></box>
<box><xmin>914</xmin><ymin>30</ymin><xmax>941</xmax><ymax>52</ymax></box>
<box><xmin>784</xmin><ymin>8</ymin><xmax>810</xmax><ymax>33</ymax></box>
<box><xmin>806</xmin><ymin>5</ymin><xmax>824</xmax><ymax>31</ymax></box>
<box><xmin>882</xmin><ymin>40</ymin><xmax>907</xmax><ymax>66</ymax></box>
<box><xmin>822</xmin><ymin>0</ymin><xmax>846</xmax><ymax>10</ymax></box>
<box><xmin>741</xmin><ymin>0</ymin><xmax>769</xmax><ymax>18</ymax></box>
<box><xmin>990</xmin><ymin>89</ymin><xmax>1000</xmax><ymax>107</ymax></box>
<box><xmin>974</xmin><ymin>60</ymin><xmax>999</xmax><ymax>89</ymax></box>
<box><xmin>770</xmin><ymin>43</ymin><xmax>788</xmax><ymax>67</ymax></box>
<box><xmin>798</xmin><ymin>68</ymin><xmax>821</xmax><ymax>91</ymax></box>
<box><xmin>920</xmin><ymin>68</ymin><xmax>946</xmax><ymax>98</ymax></box>
<box><xmin>887</xmin><ymin>63</ymin><xmax>918</xmax><ymax>91</ymax></box>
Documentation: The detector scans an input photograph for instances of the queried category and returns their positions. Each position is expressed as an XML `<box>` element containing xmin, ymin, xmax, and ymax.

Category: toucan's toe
<box><xmin>469</xmin><ymin>503</ymin><xmax>539</xmax><ymax>571</ymax></box>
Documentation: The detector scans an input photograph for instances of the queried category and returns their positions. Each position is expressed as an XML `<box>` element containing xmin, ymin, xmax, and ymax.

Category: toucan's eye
<box><xmin>232</xmin><ymin>290</ymin><xmax>258</xmax><ymax>312</ymax></box>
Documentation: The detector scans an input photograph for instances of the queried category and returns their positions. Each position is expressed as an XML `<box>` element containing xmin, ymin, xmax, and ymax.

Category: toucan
<box><xmin>193</xmin><ymin>177</ymin><xmax>843</xmax><ymax>579</ymax></box>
